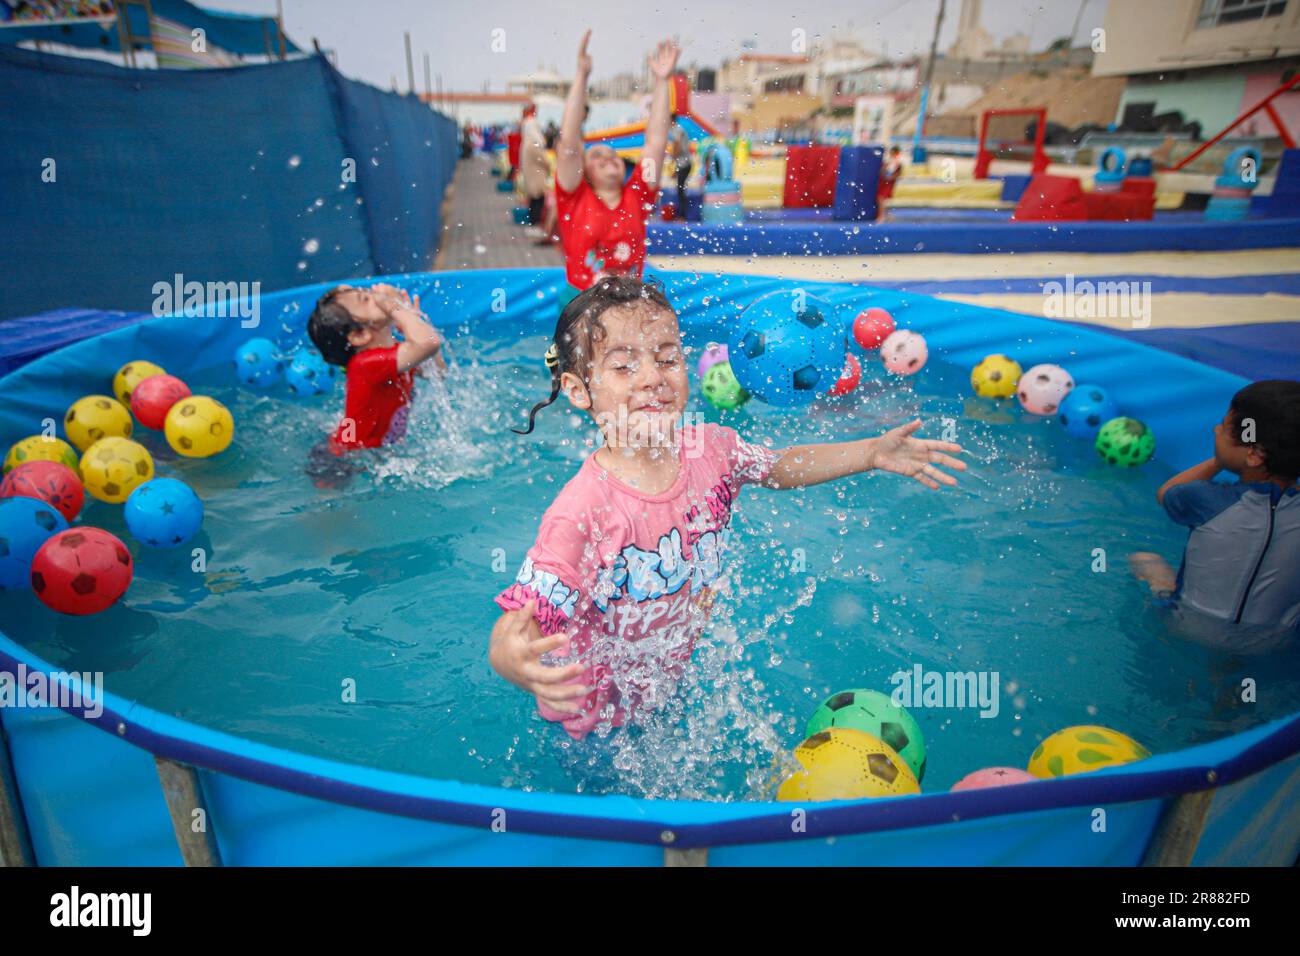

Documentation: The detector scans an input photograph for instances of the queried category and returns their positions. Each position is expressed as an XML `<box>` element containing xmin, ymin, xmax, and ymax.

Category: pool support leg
<box><xmin>155</xmin><ymin>757</ymin><xmax>223</xmax><ymax>867</ymax></box>
<box><xmin>1141</xmin><ymin>789</ymin><xmax>1216</xmax><ymax>867</ymax></box>
<box><xmin>664</xmin><ymin>848</ymin><xmax>708</xmax><ymax>867</ymax></box>
<box><xmin>0</xmin><ymin>718</ymin><xmax>35</xmax><ymax>867</ymax></box>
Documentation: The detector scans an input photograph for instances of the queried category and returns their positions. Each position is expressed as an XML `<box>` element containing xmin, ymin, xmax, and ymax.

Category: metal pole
<box><xmin>0</xmin><ymin>718</ymin><xmax>35</xmax><ymax>867</ymax></box>
<box><xmin>155</xmin><ymin>757</ymin><xmax>223</xmax><ymax>866</ymax></box>
<box><xmin>1141</xmin><ymin>789</ymin><xmax>1216</xmax><ymax>867</ymax></box>
<box><xmin>405</xmin><ymin>32</ymin><xmax>415</xmax><ymax>95</ymax></box>
<box><xmin>664</xmin><ymin>847</ymin><xmax>708</xmax><ymax>867</ymax></box>
<box><xmin>424</xmin><ymin>52</ymin><xmax>432</xmax><ymax>100</ymax></box>
<box><xmin>276</xmin><ymin>0</ymin><xmax>286</xmax><ymax>60</ymax></box>
<box><xmin>913</xmin><ymin>0</ymin><xmax>946</xmax><ymax>162</ymax></box>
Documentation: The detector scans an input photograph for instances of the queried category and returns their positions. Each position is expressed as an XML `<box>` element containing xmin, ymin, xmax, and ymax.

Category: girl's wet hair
<box><xmin>307</xmin><ymin>288</ymin><xmax>362</xmax><ymax>367</ymax></box>
<box><xmin>514</xmin><ymin>275</ymin><xmax>674</xmax><ymax>435</ymax></box>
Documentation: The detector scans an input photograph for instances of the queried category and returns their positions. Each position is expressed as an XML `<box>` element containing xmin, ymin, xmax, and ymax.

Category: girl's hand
<box><xmin>489</xmin><ymin>600</ymin><xmax>590</xmax><ymax>715</ymax></box>
<box><xmin>648</xmin><ymin>38</ymin><xmax>680</xmax><ymax>80</ymax></box>
<box><xmin>576</xmin><ymin>29</ymin><xmax>593</xmax><ymax>77</ymax></box>
<box><xmin>869</xmin><ymin>419</ymin><xmax>967</xmax><ymax>490</ymax></box>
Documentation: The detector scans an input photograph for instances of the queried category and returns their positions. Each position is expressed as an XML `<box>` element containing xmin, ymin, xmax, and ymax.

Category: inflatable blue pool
<box><xmin>1</xmin><ymin>268</ymin><xmax>1297</xmax><ymax>867</ymax></box>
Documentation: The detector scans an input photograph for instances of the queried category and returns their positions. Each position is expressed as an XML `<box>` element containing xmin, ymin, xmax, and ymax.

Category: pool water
<box><xmin>3</xmin><ymin>309</ymin><xmax>1297</xmax><ymax>801</ymax></box>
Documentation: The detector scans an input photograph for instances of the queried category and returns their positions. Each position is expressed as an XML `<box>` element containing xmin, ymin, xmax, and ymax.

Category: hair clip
<box><xmin>544</xmin><ymin>342</ymin><xmax>560</xmax><ymax>368</ymax></box>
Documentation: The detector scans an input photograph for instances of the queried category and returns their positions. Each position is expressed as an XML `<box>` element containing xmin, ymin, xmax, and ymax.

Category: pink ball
<box><xmin>696</xmin><ymin>343</ymin><xmax>729</xmax><ymax>380</ymax></box>
<box><xmin>853</xmin><ymin>307</ymin><xmax>896</xmax><ymax>351</ymax></box>
<box><xmin>828</xmin><ymin>353</ymin><xmax>862</xmax><ymax>396</ymax></box>
<box><xmin>1016</xmin><ymin>363</ymin><xmax>1075</xmax><ymax>416</ymax></box>
<box><xmin>880</xmin><ymin>330</ymin><xmax>928</xmax><ymax>376</ymax></box>
<box><xmin>951</xmin><ymin>767</ymin><xmax>1039</xmax><ymax>791</ymax></box>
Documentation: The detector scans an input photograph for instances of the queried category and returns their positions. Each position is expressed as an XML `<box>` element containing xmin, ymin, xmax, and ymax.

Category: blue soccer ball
<box><xmin>727</xmin><ymin>290</ymin><xmax>845</xmax><ymax>407</ymax></box>
<box><xmin>123</xmin><ymin>478</ymin><xmax>204</xmax><ymax>549</ymax></box>
<box><xmin>0</xmin><ymin>495</ymin><xmax>68</xmax><ymax>590</ymax></box>
<box><xmin>234</xmin><ymin>337</ymin><xmax>283</xmax><ymax>389</ymax></box>
<box><xmin>1058</xmin><ymin>384</ymin><xmax>1120</xmax><ymax>440</ymax></box>
<box><xmin>284</xmin><ymin>347</ymin><xmax>337</xmax><ymax>396</ymax></box>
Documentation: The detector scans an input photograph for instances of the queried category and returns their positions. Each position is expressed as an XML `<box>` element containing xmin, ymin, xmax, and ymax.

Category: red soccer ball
<box><xmin>0</xmin><ymin>461</ymin><xmax>84</xmax><ymax>523</ymax></box>
<box><xmin>852</xmin><ymin>307</ymin><xmax>896</xmax><ymax>351</ymax></box>
<box><xmin>30</xmin><ymin>528</ymin><xmax>133</xmax><ymax>615</ymax></box>
<box><xmin>828</xmin><ymin>353</ymin><xmax>863</xmax><ymax>396</ymax></box>
<box><xmin>130</xmin><ymin>374</ymin><xmax>192</xmax><ymax>430</ymax></box>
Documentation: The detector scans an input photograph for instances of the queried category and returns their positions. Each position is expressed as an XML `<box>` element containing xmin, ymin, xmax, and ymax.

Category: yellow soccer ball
<box><xmin>1028</xmin><ymin>725</ymin><xmax>1151</xmax><ymax>779</ymax></box>
<box><xmin>4</xmin><ymin>435</ymin><xmax>81</xmax><ymax>475</ymax></box>
<box><xmin>64</xmin><ymin>395</ymin><xmax>133</xmax><ymax>452</ymax></box>
<box><xmin>776</xmin><ymin>728</ymin><xmax>921</xmax><ymax>802</ymax></box>
<box><xmin>164</xmin><ymin>395</ymin><xmax>234</xmax><ymax>458</ymax></box>
<box><xmin>971</xmin><ymin>354</ymin><xmax>1023</xmax><ymax>399</ymax></box>
<box><xmin>112</xmin><ymin>361</ymin><xmax>166</xmax><ymax>405</ymax></box>
<box><xmin>80</xmin><ymin>437</ymin><xmax>154</xmax><ymax>503</ymax></box>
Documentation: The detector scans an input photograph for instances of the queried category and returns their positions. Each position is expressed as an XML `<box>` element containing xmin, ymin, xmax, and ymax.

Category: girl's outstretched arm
<box><xmin>640</xmin><ymin>39</ymin><xmax>680</xmax><ymax>188</ymax></box>
<box><xmin>764</xmin><ymin>419</ymin><xmax>966</xmax><ymax>491</ymax></box>
<box><xmin>556</xmin><ymin>30</ymin><xmax>593</xmax><ymax>194</ymax></box>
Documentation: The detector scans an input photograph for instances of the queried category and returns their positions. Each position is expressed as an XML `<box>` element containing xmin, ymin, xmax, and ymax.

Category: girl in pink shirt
<box><xmin>490</xmin><ymin>277</ymin><xmax>967</xmax><ymax>740</ymax></box>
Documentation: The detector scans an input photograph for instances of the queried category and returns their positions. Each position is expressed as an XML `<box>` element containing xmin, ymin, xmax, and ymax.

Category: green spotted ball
<box><xmin>1095</xmin><ymin>416</ymin><xmax>1155</xmax><ymax>467</ymax></box>
<box><xmin>805</xmin><ymin>688</ymin><xmax>926</xmax><ymax>782</ymax></box>
<box><xmin>702</xmin><ymin>362</ymin><xmax>749</xmax><ymax>411</ymax></box>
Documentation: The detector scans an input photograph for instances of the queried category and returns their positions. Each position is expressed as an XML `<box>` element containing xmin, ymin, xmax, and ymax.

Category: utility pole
<box><xmin>404</xmin><ymin>31</ymin><xmax>415</xmax><ymax>95</ymax></box>
<box><xmin>913</xmin><ymin>0</ymin><xmax>946</xmax><ymax>162</ymax></box>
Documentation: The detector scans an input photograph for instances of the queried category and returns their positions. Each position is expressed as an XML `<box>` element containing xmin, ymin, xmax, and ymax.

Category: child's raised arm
<box><xmin>640</xmin><ymin>39</ymin><xmax>680</xmax><ymax>188</ymax></box>
<box><xmin>385</xmin><ymin>296</ymin><xmax>446</xmax><ymax>374</ymax></box>
<box><xmin>764</xmin><ymin>419</ymin><xmax>966</xmax><ymax>491</ymax></box>
<box><xmin>1156</xmin><ymin>457</ymin><xmax>1220</xmax><ymax>505</ymax></box>
<box><xmin>555</xmin><ymin>30</ymin><xmax>593</xmax><ymax>194</ymax></box>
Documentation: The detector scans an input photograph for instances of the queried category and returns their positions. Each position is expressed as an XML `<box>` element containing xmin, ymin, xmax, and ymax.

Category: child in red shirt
<box><xmin>552</xmin><ymin>30</ymin><xmax>678</xmax><ymax>291</ymax></box>
<box><xmin>307</xmin><ymin>283</ymin><xmax>447</xmax><ymax>467</ymax></box>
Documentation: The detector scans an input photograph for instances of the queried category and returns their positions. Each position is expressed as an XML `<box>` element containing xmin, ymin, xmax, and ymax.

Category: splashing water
<box><xmin>2</xmin><ymin>317</ymin><xmax>1296</xmax><ymax>802</ymax></box>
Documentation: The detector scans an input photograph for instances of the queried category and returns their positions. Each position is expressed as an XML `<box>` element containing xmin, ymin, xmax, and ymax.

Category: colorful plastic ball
<box><xmin>828</xmin><ymin>353</ymin><xmax>862</xmax><ymax>396</ymax></box>
<box><xmin>30</xmin><ymin>527</ymin><xmax>133</xmax><ymax>615</ymax></box>
<box><xmin>165</xmin><ymin>396</ymin><xmax>235</xmax><ymax>458</ymax></box>
<box><xmin>124</xmin><ymin>478</ymin><xmax>204</xmax><ymax>549</ymax></box>
<box><xmin>728</xmin><ymin>290</ymin><xmax>846</xmax><ymax>407</ymax></box>
<box><xmin>701</xmin><ymin>362</ymin><xmax>749</xmax><ymax>411</ymax></box>
<box><xmin>112</xmin><ymin>360</ymin><xmax>166</xmax><ymax>405</ymax></box>
<box><xmin>64</xmin><ymin>395</ymin><xmax>133</xmax><ymax>452</ymax></box>
<box><xmin>4</xmin><ymin>435</ymin><xmax>80</xmax><ymax>476</ymax></box>
<box><xmin>0</xmin><ymin>495</ymin><xmax>68</xmax><ymax>590</ymax></box>
<box><xmin>1095</xmin><ymin>416</ymin><xmax>1155</xmax><ymax>467</ymax></box>
<box><xmin>234</xmin><ymin>337</ymin><xmax>283</xmax><ymax>389</ymax></box>
<box><xmin>805</xmin><ymin>688</ymin><xmax>927</xmax><ymax>782</ymax></box>
<box><xmin>80</xmin><ymin>437</ymin><xmax>154</xmax><ymax>504</ymax></box>
<box><xmin>880</xmin><ymin>330</ymin><xmax>928</xmax><ymax>376</ymax></box>
<box><xmin>284</xmin><ymin>348</ymin><xmax>337</xmax><ymax>397</ymax></box>
<box><xmin>951</xmin><ymin>767</ymin><xmax>1039</xmax><ymax>791</ymax></box>
<box><xmin>970</xmin><ymin>354</ymin><xmax>1023</xmax><ymax>399</ymax></box>
<box><xmin>776</xmin><ymin>728</ymin><xmax>920</xmax><ymax>802</ymax></box>
<box><xmin>696</xmin><ymin>343</ymin><xmax>730</xmax><ymax>380</ymax></box>
<box><xmin>852</xmin><ymin>307</ymin><xmax>896</xmax><ymax>351</ymax></box>
<box><xmin>0</xmin><ymin>461</ymin><xmax>84</xmax><ymax>523</ymax></box>
<box><xmin>129</xmin><ymin>374</ymin><xmax>192</xmax><ymax>430</ymax></box>
<box><xmin>1058</xmin><ymin>384</ymin><xmax>1119</xmax><ymax>440</ymax></box>
<box><xmin>1016</xmin><ymin>363</ymin><xmax>1075</xmax><ymax>416</ymax></box>
<box><xmin>1028</xmin><ymin>725</ymin><xmax>1151</xmax><ymax>779</ymax></box>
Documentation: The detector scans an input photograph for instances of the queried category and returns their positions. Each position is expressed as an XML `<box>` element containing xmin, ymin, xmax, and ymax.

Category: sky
<box><xmin>214</xmin><ymin>0</ymin><xmax>1109</xmax><ymax>94</ymax></box>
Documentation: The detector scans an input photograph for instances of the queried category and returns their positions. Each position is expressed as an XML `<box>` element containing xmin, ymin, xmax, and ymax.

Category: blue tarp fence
<box><xmin>0</xmin><ymin>44</ymin><xmax>457</xmax><ymax>321</ymax></box>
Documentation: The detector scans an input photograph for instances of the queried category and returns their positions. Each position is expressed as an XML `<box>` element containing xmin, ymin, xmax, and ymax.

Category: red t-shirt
<box><xmin>330</xmin><ymin>345</ymin><xmax>414</xmax><ymax>452</ymax></box>
<box><xmin>556</xmin><ymin>162</ymin><xmax>658</xmax><ymax>290</ymax></box>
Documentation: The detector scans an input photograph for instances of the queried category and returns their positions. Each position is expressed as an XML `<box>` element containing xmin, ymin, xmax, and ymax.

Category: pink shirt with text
<box><xmin>494</xmin><ymin>423</ymin><xmax>780</xmax><ymax>740</ymax></box>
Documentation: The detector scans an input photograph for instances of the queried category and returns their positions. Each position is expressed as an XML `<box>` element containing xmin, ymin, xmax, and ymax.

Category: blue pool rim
<box><xmin>1</xmin><ymin>266</ymin><xmax>1296</xmax><ymax>858</ymax></box>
